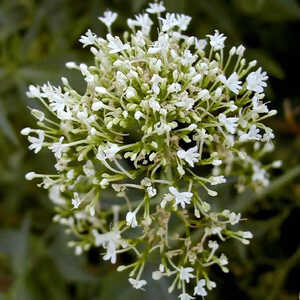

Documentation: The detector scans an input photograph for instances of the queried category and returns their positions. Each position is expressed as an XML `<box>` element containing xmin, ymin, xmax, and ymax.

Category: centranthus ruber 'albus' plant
<box><xmin>22</xmin><ymin>1</ymin><xmax>280</xmax><ymax>298</ymax></box>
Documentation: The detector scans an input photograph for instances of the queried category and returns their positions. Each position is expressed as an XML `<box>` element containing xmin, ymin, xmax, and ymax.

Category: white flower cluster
<box><xmin>22</xmin><ymin>2</ymin><xmax>280</xmax><ymax>298</ymax></box>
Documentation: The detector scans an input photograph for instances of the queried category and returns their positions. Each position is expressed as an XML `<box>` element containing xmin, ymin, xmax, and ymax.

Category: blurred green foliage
<box><xmin>0</xmin><ymin>0</ymin><xmax>299</xmax><ymax>299</ymax></box>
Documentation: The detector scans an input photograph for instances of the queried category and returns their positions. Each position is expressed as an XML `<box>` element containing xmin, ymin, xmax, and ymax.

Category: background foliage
<box><xmin>0</xmin><ymin>0</ymin><xmax>299</xmax><ymax>299</ymax></box>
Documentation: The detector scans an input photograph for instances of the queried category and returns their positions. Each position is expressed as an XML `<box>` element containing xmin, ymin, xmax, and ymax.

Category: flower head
<box><xmin>23</xmin><ymin>2</ymin><xmax>278</xmax><ymax>298</ymax></box>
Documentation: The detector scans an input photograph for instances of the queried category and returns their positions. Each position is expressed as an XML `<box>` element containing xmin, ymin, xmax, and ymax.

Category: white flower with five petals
<box><xmin>194</xmin><ymin>279</ymin><xmax>207</xmax><ymax>296</ymax></box>
<box><xmin>218</xmin><ymin>72</ymin><xmax>242</xmax><ymax>94</ymax></box>
<box><xmin>179</xmin><ymin>267</ymin><xmax>195</xmax><ymax>283</ymax></box>
<box><xmin>177</xmin><ymin>146</ymin><xmax>200</xmax><ymax>167</ymax></box>
<box><xmin>98</xmin><ymin>11</ymin><xmax>118</xmax><ymax>29</ymax></box>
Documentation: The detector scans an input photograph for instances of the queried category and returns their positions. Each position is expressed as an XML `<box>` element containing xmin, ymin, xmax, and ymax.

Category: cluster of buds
<box><xmin>22</xmin><ymin>2</ymin><xmax>280</xmax><ymax>298</ymax></box>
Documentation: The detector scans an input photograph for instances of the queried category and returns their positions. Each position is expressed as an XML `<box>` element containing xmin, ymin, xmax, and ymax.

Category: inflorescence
<box><xmin>22</xmin><ymin>2</ymin><xmax>280</xmax><ymax>298</ymax></box>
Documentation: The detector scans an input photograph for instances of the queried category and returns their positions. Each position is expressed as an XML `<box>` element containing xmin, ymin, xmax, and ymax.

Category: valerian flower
<box><xmin>22</xmin><ymin>1</ymin><xmax>279</xmax><ymax>297</ymax></box>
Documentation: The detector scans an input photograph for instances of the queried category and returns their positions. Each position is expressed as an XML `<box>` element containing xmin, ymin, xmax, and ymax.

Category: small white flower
<box><xmin>212</xmin><ymin>159</ymin><xmax>222</xmax><ymax>166</ymax></box>
<box><xmin>168</xmin><ymin>82</ymin><xmax>181</xmax><ymax>93</ymax></box>
<box><xmin>252</xmin><ymin>96</ymin><xmax>269</xmax><ymax>113</ymax></box>
<box><xmin>26</xmin><ymin>85</ymin><xmax>41</xmax><ymax>98</ymax></box>
<box><xmin>75</xmin><ymin>245</ymin><xmax>83</xmax><ymax>255</ymax></box>
<box><xmin>160</xmin><ymin>193</ymin><xmax>173</xmax><ymax>208</ymax></box>
<box><xmin>125</xmin><ymin>86</ymin><xmax>137</xmax><ymax>99</ymax></box>
<box><xmin>227</xmin><ymin>211</ymin><xmax>241</xmax><ymax>225</ymax></box>
<box><xmin>49</xmin><ymin>185</ymin><xmax>65</xmax><ymax>205</ymax></box>
<box><xmin>126</xmin><ymin>211</ymin><xmax>138</xmax><ymax>228</ymax></box>
<box><xmin>181</xmin><ymin>49</ymin><xmax>197</xmax><ymax>66</ymax></box>
<box><xmin>128</xmin><ymin>278</ymin><xmax>147</xmax><ymax>290</ymax></box>
<box><xmin>95</xmin><ymin>86</ymin><xmax>108</xmax><ymax>94</ymax></box>
<box><xmin>92</xmin><ymin>101</ymin><xmax>105</xmax><ymax>111</ymax></box>
<box><xmin>179</xmin><ymin>267</ymin><xmax>195</xmax><ymax>283</ymax></box>
<box><xmin>149</xmin><ymin>98</ymin><xmax>161</xmax><ymax>112</ymax></box>
<box><xmin>218</xmin><ymin>72</ymin><xmax>242</xmax><ymax>94</ymax></box>
<box><xmin>178</xmin><ymin>293</ymin><xmax>195</xmax><ymax>300</ymax></box>
<box><xmin>208</xmin><ymin>240</ymin><xmax>219</xmax><ymax>251</ymax></box>
<box><xmin>195</xmin><ymin>38</ymin><xmax>207</xmax><ymax>51</ymax></box>
<box><xmin>31</xmin><ymin>109</ymin><xmax>45</xmax><ymax>122</ymax></box>
<box><xmin>177</xmin><ymin>146</ymin><xmax>200</xmax><ymax>167</ymax></box>
<box><xmin>83</xmin><ymin>160</ymin><xmax>95</xmax><ymax>177</ymax></box>
<box><xmin>128</xmin><ymin>14</ymin><xmax>153</xmax><ymax>35</ymax></box>
<box><xmin>92</xmin><ymin>230</ymin><xmax>122</xmax><ymax>264</ymax></box>
<box><xmin>160</xmin><ymin>13</ymin><xmax>178</xmax><ymax>32</ymax></box>
<box><xmin>207</xmin><ymin>189</ymin><xmax>218</xmax><ymax>197</ymax></box>
<box><xmin>252</xmin><ymin>165</ymin><xmax>269</xmax><ymax>186</ymax></box>
<box><xmin>106</xmin><ymin>34</ymin><xmax>130</xmax><ymax>53</ymax></box>
<box><xmin>28</xmin><ymin>130</ymin><xmax>44</xmax><ymax>154</ymax></box>
<box><xmin>98</xmin><ymin>10</ymin><xmax>118</xmax><ymax>29</ymax></box>
<box><xmin>272</xmin><ymin>160</ymin><xmax>282</xmax><ymax>168</ymax></box>
<box><xmin>147</xmin><ymin>186</ymin><xmax>157</xmax><ymax>198</ymax></box>
<box><xmin>242</xmin><ymin>231</ymin><xmax>253</xmax><ymax>239</ymax></box>
<box><xmin>176</xmin><ymin>14</ymin><xmax>192</xmax><ymax>31</ymax></box>
<box><xmin>194</xmin><ymin>279</ymin><xmax>207</xmax><ymax>296</ymax></box>
<box><xmin>218</xmin><ymin>113</ymin><xmax>239</xmax><ymax>134</ymax></box>
<box><xmin>134</xmin><ymin>110</ymin><xmax>144</xmax><ymax>120</ymax></box>
<box><xmin>236</xmin><ymin>45</ymin><xmax>245</xmax><ymax>56</ymax></box>
<box><xmin>67</xmin><ymin>169</ymin><xmax>74</xmax><ymax>180</ymax></box>
<box><xmin>65</xmin><ymin>61</ymin><xmax>77</xmax><ymax>69</ymax></box>
<box><xmin>148</xmin><ymin>33</ymin><xmax>169</xmax><ymax>55</ymax></box>
<box><xmin>72</xmin><ymin>192</ymin><xmax>81</xmax><ymax>209</ymax></box>
<box><xmin>197</xmin><ymin>89</ymin><xmax>210</xmax><ymax>100</ymax></box>
<box><xmin>152</xmin><ymin>270</ymin><xmax>163</xmax><ymax>280</ymax></box>
<box><xmin>146</xmin><ymin>2</ymin><xmax>166</xmax><ymax>14</ymax></box>
<box><xmin>103</xmin><ymin>242</ymin><xmax>117</xmax><ymax>264</ymax></box>
<box><xmin>262</xmin><ymin>128</ymin><xmax>274</xmax><ymax>142</ymax></box>
<box><xmin>191</xmin><ymin>74</ymin><xmax>203</xmax><ymax>84</ymax></box>
<box><xmin>239</xmin><ymin>125</ymin><xmax>262</xmax><ymax>142</ymax></box>
<box><xmin>169</xmin><ymin>186</ymin><xmax>193</xmax><ymax>209</ymax></box>
<box><xmin>175</xmin><ymin>96</ymin><xmax>195</xmax><ymax>110</ymax></box>
<box><xmin>25</xmin><ymin>171</ymin><xmax>37</xmax><ymax>181</ymax></box>
<box><xmin>49</xmin><ymin>136</ymin><xmax>66</xmax><ymax>159</ymax></box>
<box><xmin>79</xmin><ymin>29</ymin><xmax>97</xmax><ymax>47</ymax></box>
<box><xmin>97</xmin><ymin>143</ymin><xmax>120</xmax><ymax>161</ymax></box>
<box><xmin>207</xmin><ymin>30</ymin><xmax>227</xmax><ymax>50</ymax></box>
<box><xmin>79</xmin><ymin>63</ymin><xmax>95</xmax><ymax>84</ymax></box>
<box><xmin>246</xmin><ymin>67</ymin><xmax>268</xmax><ymax>93</ymax></box>
<box><xmin>150</xmin><ymin>74</ymin><xmax>163</xmax><ymax>95</ymax></box>
<box><xmin>207</xmin><ymin>280</ymin><xmax>217</xmax><ymax>290</ymax></box>
<box><xmin>210</xmin><ymin>175</ymin><xmax>226</xmax><ymax>185</ymax></box>
<box><xmin>219</xmin><ymin>253</ymin><xmax>228</xmax><ymax>265</ymax></box>
<box><xmin>187</xmin><ymin>124</ymin><xmax>197</xmax><ymax>131</ymax></box>
<box><xmin>21</xmin><ymin>127</ymin><xmax>31</xmax><ymax>135</ymax></box>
